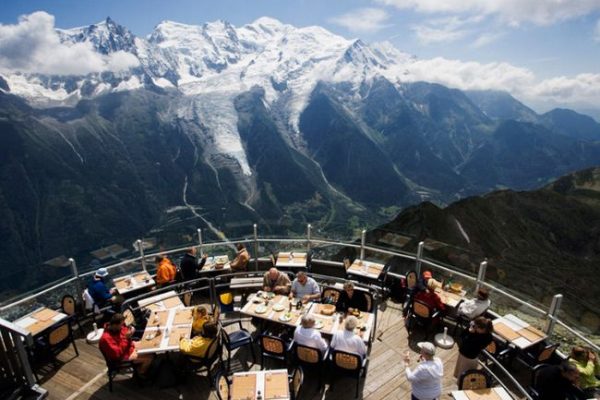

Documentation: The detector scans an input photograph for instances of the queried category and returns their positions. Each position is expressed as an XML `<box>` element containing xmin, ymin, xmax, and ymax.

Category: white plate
<box><xmin>314</xmin><ymin>320</ymin><xmax>324</xmax><ymax>329</ymax></box>
<box><xmin>279</xmin><ymin>314</ymin><xmax>292</xmax><ymax>322</ymax></box>
<box><xmin>272</xmin><ymin>303</ymin><xmax>285</xmax><ymax>312</ymax></box>
<box><xmin>255</xmin><ymin>305</ymin><xmax>267</xmax><ymax>314</ymax></box>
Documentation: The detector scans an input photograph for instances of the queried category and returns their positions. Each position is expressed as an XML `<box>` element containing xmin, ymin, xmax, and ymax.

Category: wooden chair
<box><xmin>35</xmin><ymin>319</ymin><xmax>79</xmax><ymax>367</ymax></box>
<box><xmin>183</xmin><ymin>336</ymin><xmax>222</xmax><ymax>385</ymax></box>
<box><xmin>406</xmin><ymin>299</ymin><xmax>440</xmax><ymax>339</ymax></box>
<box><xmin>61</xmin><ymin>295</ymin><xmax>84</xmax><ymax>333</ymax></box>
<box><xmin>294</xmin><ymin>343</ymin><xmax>328</xmax><ymax>388</ymax></box>
<box><xmin>214</xmin><ymin>369</ymin><xmax>231</xmax><ymax>400</ymax></box>
<box><xmin>99</xmin><ymin>347</ymin><xmax>135</xmax><ymax>392</ymax></box>
<box><xmin>458</xmin><ymin>369</ymin><xmax>491</xmax><ymax>390</ymax></box>
<box><xmin>330</xmin><ymin>350</ymin><xmax>368</xmax><ymax>398</ymax></box>
<box><xmin>322</xmin><ymin>287</ymin><xmax>341</xmax><ymax>305</ymax></box>
<box><xmin>518</xmin><ymin>342</ymin><xmax>559</xmax><ymax>369</ymax></box>
<box><xmin>376</xmin><ymin>263</ymin><xmax>392</xmax><ymax>299</ymax></box>
<box><xmin>182</xmin><ymin>291</ymin><xmax>193</xmax><ymax>307</ymax></box>
<box><xmin>362</xmin><ymin>291</ymin><xmax>374</xmax><ymax>313</ymax></box>
<box><xmin>481</xmin><ymin>338</ymin><xmax>513</xmax><ymax>366</ymax></box>
<box><xmin>288</xmin><ymin>366</ymin><xmax>304</xmax><ymax>400</ymax></box>
<box><xmin>221</xmin><ymin>320</ymin><xmax>255</xmax><ymax>373</ymax></box>
<box><xmin>259</xmin><ymin>333</ymin><xmax>291</xmax><ymax>369</ymax></box>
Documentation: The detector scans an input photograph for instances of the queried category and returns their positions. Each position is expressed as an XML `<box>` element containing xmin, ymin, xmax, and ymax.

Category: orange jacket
<box><xmin>156</xmin><ymin>257</ymin><xmax>177</xmax><ymax>285</ymax></box>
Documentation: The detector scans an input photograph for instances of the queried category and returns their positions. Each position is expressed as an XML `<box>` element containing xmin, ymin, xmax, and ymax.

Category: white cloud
<box><xmin>0</xmin><ymin>11</ymin><xmax>138</xmax><ymax>75</ymax></box>
<box><xmin>411</xmin><ymin>15</ymin><xmax>481</xmax><ymax>44</ymax></box>
<box><xmin>329</xmin><ymin>8</ymin><xmax>391</xmax><ymax>33</ymax></box>
<box><xmin>532</xmin><ymin>73</ymin><xmax>600</xmax><ymax>104</ymax></box>
<box><xmin>595</xmin><ymin>19</ymin><xmax>600</xmax><ymax>41</ymax></box>
<box><xmin>471</xmin><ymin>31</ymin><xmax>505</xmax><ymax>48</ymax></box>
<box><xmin>376</xmin><ymin>0</ymin><xmax>600</xmax><ymax>26</ymax></box>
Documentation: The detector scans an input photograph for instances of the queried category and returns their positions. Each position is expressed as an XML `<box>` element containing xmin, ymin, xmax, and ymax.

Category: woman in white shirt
<box><xmin>330</xmin><ymin>316</ymin><xmax>367</xmax><ymax>358</ymax></box>
<box><xmin>294</xmin><ymin>314</ymin><xmax>328</xmax><ymax>353</ymax></box>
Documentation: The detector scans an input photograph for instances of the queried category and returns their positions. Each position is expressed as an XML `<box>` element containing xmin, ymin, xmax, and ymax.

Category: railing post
<box><xmin>415</xmin><ymin>241</ymin><xmax>424</xmax><ymax>275</ymax></box>
<box><xmin>545</xmin><ymin>294</ymin><xmax>563</xmax><ymax>335</ymax></box>
<box><xmin>253</xmin><ymin>224</ymin><xmax>259</xmax><ymax>271</ymax></box>
<box><xmin>360</xmin><ymin>229</ymin><xmax>366</xmax><ymax>261</ymax></box>
<box><xmin>476</xmin><ymin>260</ymin><xmax>487</xmax><ymax>292</ymax></box>
<box><xmin>69</xmin><ymin>258</ymin><xmax>78</xmax><ymax>278</ymax></box>
<box><xmin>197</xmin><ymin>228</ymin><xmax>203</xmax><ymax>257</ymax></box>
<box><xmin>137</xmin><ymin>239</ymin><xmax>147</xmax><ymax>271</ymax></box>
<box><xmin>306</xmin><ymin>223</ymin><xmax>312</xmax><ymax>253</ymax></box>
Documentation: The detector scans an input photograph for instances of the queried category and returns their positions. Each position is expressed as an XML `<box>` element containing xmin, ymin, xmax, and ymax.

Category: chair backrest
<box><xmin>48</xmin><ymin>323</ymin><xmax>70</xmax><ymax>346</ymax></box>
<box><xmin>261</xmin><ymin>335</ymin><xmax>285</xmax><ymax>356</ymax></box>
<box><xmin>61</xmin><ymin>295</ymin><xmax>77</xmax><ymax>316</ymax></box>
<box><xmin>537</xmin><ymin>343</ymin><xmax>559</xmax><ymax>363</ymax></box>
<box><xmin>205</xmin><ymin>337</ymin><xmax>221</xmax><ymax>361</ymax></box>
<box><xmin>182</xmin><ymin>292</ymin><xmax>192</xmax><ymax>307</ymax></box>
<box><xmin>459</xmin><ymin>369</ymin><xmax>490</xmax><ymax>390</ymax></box>
<box><xmin>406</xmin><ymin>270</ymin><xmax>418</xmax><ymax>290</ymax></box>
<box><xmin>412</xmin><ymin>299</ymin><xmax>432</xmax><ymax>318</ymax></box>
<box><xmin>332</xmin><ymin>350</ymin><xmax>361</xmax><ymax>372</ymax></box>
<box><xmin>322</xmin><ymin>287</ymin><xmax>341</xmax><ymax>304</ymax></box>
<box><xmin>363</xmin><ymin>292</ymin><xmax>373</xmax><ymax>313</ymax></box>
<box><xmin>213</xmin><ymin>306</ymin><xmax>221</xmax><ymax>323</ymax></box>
<box><xmin>531</xmin><ymin>363</ymin><xmax>551</xmax><ymax>390</ymax></box>
<box><xmin>215</xmin><ymin>370</ymin><xmax>230</xmax><ymax>400</ymax></box>
<box><xmin>295</xmin><ymin>344</ymin><xmax>323</xmax><ymax>364</ymax></box>
<box><xmin>291</xmin><ymin>366</ymin><xmax>304</xmax><ymax>398</ymax></box>
<box><xmin>122</xmin><ymin>308</ymin><xmax>136</xmax><ymax>327</ymax></box>
<box><xmin>485</xmin><ymin>340</ymin><xmax>497</xmax><ymax>355</ymax></box>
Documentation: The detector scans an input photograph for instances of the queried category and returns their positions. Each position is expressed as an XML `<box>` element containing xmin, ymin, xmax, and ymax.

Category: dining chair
<box><xmin>458</xmin><ymin>369</ymin><xmax>491</xmax><ymax>390</ymax></box>
<box><xmin>330</xmin><ymin>350</ymin><xmax>368</xmax><ymax>398</ymax></box>
<box><xmin>61</xmin><ymin>294</ymin><xmax>84</xmax><ymax>333</ymax></box>
<box><xmin>214</xmin><ymin>368</ymin><xmax>231</xmax><ymax>400</ymax></box>
<box><xmin>221</xmin><ymin>320</ymin><xmax>255</xmax><ymax>373</ymax></box>
<box><xmin>294</xmin><ymin>343</ymin><xmax>328</xmax><ymax>388</ymax></box>
<box><xmin>259</xmin><ymin>333</ymin><xmax>292</xmax><ymax>369</ymax></box>
<box><xmin>183</xmin><ymin>336</ymin><xmax>222</xmax><ymax>385</ymax></box>
<box><xmin>288</xmin><ymin>366</ymin><xmax>304</xmax><ymax>400</ymax></box>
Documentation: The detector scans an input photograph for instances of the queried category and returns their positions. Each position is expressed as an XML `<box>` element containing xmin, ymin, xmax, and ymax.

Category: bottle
<box><xmin>296</xmin><ymin>299</ymin><xmax>302</xmax><ymax>310</ymax></box>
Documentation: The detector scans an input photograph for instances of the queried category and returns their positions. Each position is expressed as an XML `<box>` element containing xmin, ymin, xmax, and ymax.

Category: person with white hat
<box><xmin>404</xmin><ymin>341</ymin><xmax>444</xmax><ymax>400</ymax></box>
<box><xmin>87</xmin><ymin>265</ymin><xmax>117</xmax><ymax>309</ymax></box>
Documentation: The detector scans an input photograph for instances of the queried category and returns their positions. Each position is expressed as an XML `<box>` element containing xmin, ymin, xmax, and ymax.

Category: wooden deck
<box><xmin>36</xmin><ymin>300</ymin><xmax>512</xmax><ymax>400</ymax></box>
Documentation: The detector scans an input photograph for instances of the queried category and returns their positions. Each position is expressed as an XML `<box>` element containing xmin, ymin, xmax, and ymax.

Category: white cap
<box><xmin>95</xmin><ymin>267</ymin><xmax>109</xmax><ymax>278</ymax></box>
<box><xmin>417</xmin><ymin>341</ymin><xmax>436</xmax><ymax>356</ymax></box>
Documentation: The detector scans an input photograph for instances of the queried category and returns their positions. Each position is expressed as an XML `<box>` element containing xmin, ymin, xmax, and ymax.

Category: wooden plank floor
<box><xmin>37</xmin><ymin>300</ymin><xmax>512</xmax><ymax>400</ymax></box>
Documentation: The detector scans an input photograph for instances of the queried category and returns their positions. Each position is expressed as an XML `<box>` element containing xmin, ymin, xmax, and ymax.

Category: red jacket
<box><xmin>414</xmin><ymin>289</ymin><xmax>446</xmax><ymax>312</ymax></box>
<box><xmin>99</xmin><ymin>325</ymin><xmax>134</xmax><ymax>362</ymax></box>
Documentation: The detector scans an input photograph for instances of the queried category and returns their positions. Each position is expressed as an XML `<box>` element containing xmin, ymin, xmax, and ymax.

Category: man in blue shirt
<box><xmin>289</xmin><ymin>271</ymin><xmax>320</xmax><ymax>303</ymax></box>
<box><xmin>87</xmin><ymin>267</ymin><xmax>116</xmax><ymax>309</ymax></box>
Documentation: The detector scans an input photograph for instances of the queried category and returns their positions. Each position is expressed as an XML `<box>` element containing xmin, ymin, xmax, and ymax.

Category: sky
<box><xmin>1</xmin><ymin>0</ymin><xmax>600</xmax><ymax>115</ymax></box>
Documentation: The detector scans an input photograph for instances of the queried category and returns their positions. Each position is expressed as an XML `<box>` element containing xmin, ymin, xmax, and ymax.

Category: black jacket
<box><xmin>458</xmin><ymin>331</ymin><xmax>492</xmax><ymax>359</ymax></box>
<box><xmin>180</xmin><ymin>253</ymin><xmax>204</xmax><ymax>281</ymax></box>
<box><xmin>336</xmin><ymin>290</ymin><xmax>368</xmax><ymax>312</ymax></box>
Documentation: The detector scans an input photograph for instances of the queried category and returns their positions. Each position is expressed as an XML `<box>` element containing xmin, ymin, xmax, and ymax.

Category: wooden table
<box><xmin>305</xmin><ymin>303</ymin><xmax>374</xmax><ymax>343</ymax></box>
<box><xmin>231</xmin><ymin>369</ymin><xmax>290</xmax><ymax>400</ymax></box>
<box><xmin>492</xmin><ymin>314</ymin><xmax>547</xmax><ymax>349</ymax></box>
<box><xmin>201</xmin><ymin>255</ymin><xmax>231</xmax><ymax>272</ymax></box>
<box><xmin>138</xmin><ymin>290</ymin><xmax>184</xmax><ymax>312</ymax></box>
<box><xmin>276</xmin><ymin>252</ymin><xmax>307</xmax><ymax>268</ymax></box>
<box><xmin>240</xmin><ymin>293</ymin><xmax>304</xmax><ymax>328</ymax></box>
<box><xmin>13</xmin><ymin>307</ymin><xmax>68</xmax><ymax>336</ymax></box>
<box><xmin>437</xmin><ymin>287</ymin><xmax>467</xmax><ymax>308</ymax></box>
<box><xmin>346</xmin><ymin>260</ymin><xmax>384</xmax><ymax>279</ymax></box>
<box><xmin>113</xmin><ymin>271</ymin><xmax>155</xmax><ymax>295</ymax></box>
<box><xmin>136</xmin><ymin>307</ymin><xmax>193</xmax><ymax>354</ymax></box>
<box><xmin>451</xmin><ymin>386</ymin><xmax>513</xmax><ymax>400</ymax></box>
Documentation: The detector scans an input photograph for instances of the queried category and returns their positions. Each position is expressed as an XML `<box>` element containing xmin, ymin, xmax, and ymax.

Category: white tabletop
<box><xmin>452</xmin><ymin>386</ymin><xmax>513</xmax><ymax>400</ymax></box>
<box><xmin>138</xmin><ymin>290</ymin><xmax>183</xmax><ymax>310</ymax></box>
<box><xmin>231</xmin><ymin>369</ymin><xmax>290</xmax><ymax>400</ymax></box>
<box><xmin>113</xmin><ymin>271</ymin><xmax>155</xmax><ymax>295</ymax></box>
<box><xmin>346</xmin><ymin>260</ymin><xmax>384</xmax><ymax>279</ymax></box>
<box><xmin>276</xmin><ymin>252</ymin><xmax>308</xmax><ymax>268</ymax></box>
<box><xmin>137</xmin><ymin>307</ymin><xmax>193</xmax><ymax>354</ymax></box>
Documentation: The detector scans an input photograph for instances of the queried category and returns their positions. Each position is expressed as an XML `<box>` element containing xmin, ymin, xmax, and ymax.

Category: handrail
<box><xmin>0</xmin><ymin>276</ymin><xmax>79</xmax><ymax>312</ymax></box>
<box><xmin>550</xmin><ymin>315</ymin><xmax>600</xmax><ymax>352</ymax></box>
<box><xmin>479</xmin><ymin>352</ymin><xmax>534</xmax><ymax>400</ymax></box>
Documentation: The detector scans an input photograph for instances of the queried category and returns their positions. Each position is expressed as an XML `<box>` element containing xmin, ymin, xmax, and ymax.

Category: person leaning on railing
<box><xmin>569</xmin><ymin>346</ymin><xmax>600</xmax><ymax>398</ymax></box>
<box><xmin>535</xmin><ymin>361</ymin><xmax>586</xmax><ymax>400</ymax></box>
<box><xmin>230</xmin><ymin>243</ymin><xmax>250</xmax><ymax>272</ymax></box>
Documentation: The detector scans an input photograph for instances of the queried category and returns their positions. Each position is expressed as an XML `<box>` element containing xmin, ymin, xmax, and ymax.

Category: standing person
<box><xmin>180</xmin><ymin>248</ymin><xmax>207</xmax><ymax>281</ymax></box>
<box><xmin>293</xmin><ymin>314</ymin><xmax>328</xmax><ymax>353</ymax></box>
<box><xmin>457</xmin><ymin>288</ymin><xmax>491</xmax><ymax>320</ymax></box>
<box><xmin>230</xmin><ymin>243</ymin><xmax>250</xmax><ymax>272</ymax></box>
<box><xmin>335</xmin><ymin>281</ymin><xmax>368</xmax><ymax>313</ymax></box>
<box><xmin>404</xmin><ymin>342</ymin><xmax>444</xmax><ymax>400</ymax></box>
<box><xmin>453</xmin><ymin>316</ymin><xmax>493</xmax><ymax>380</ymax></box>
<box><xmin>569</xmin><ymin>346</ymin><xmax>600</xmax><ymax>398</ymax></box>
<box><xmin>262</xmin><ymin>267</ymin><xmax>291</xmax><ymax>294</ymax></box>
<box><xmin>99</xmin><ymin>313</ymin><xmax>154</xmax><ymax>376</ymax></box>
<box><xmin>330</xmin><ymin>316</ymin><xmax>367</xmax><ymax>359</ymax></box>
<box><xmin>289</xmin><ymin>271</ymin><xmax>321</xmax><ymax>303</ymax></box>
<box><xmin>155</xmin><ymin>255</ymin><xmax>177</xmax><ymax>286</ymax></box>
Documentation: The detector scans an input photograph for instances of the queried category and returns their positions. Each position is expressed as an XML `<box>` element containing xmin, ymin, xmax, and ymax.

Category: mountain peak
<box><xmin>251</xmin><ymin>16</ymin><xmax>285</xmax><ymax>28</ymax></box>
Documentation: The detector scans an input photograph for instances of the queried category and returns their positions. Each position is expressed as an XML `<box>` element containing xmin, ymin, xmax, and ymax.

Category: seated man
<box><xmin>290</xmin><ymin>271</ymin><xmax>321</xmax><ymax>303</ymax></box>
<box><xmin>457</xmin><ymin>287</ymin><xmax>491</xmax><ymax>319</ymax></box>
<box><xmin>180</xmin><ymin>247</ymin><xmax>208</xmax><ymax>282</ymax></box>
<box><xmin>88</xmin><ymin>267</ymin><xmax>118</xmax><ymax>310</ymax></box>
<box><xmin>294</xmin><ymin>314</ymin><xmax>328</xmax><ymax>353</ymax></box>
<box><xmin>180</xmin><ymin>321</ymin><xmax>219</xmax><ymax>358</ymax></box>
<box><xmin>336</xmin><ymin>281</ymin><xmax>368</xmax><ymax>313</ymax></box>
<box><xmin>262</xmin><ymin>267</ymin><xmax>291</xmax><ymax>295</ymax></box>
<box><xmin>155</xmin><ymin>255</ymin><xmax>177</xmax><ymax>286</ymax></box>
<box><xmin>536</xmin><ymin>361</ymin><xmax>586</xmax><ymax>400</ymax></box>
<box><xmin>230</xmin><ymin>243</ymin><xmax>250</xmax><ymax>272</ymax></box>
<box><xmin>330</xmin><ymin>316</ymin><xmax>366</xmax><ymax>359</ymax></box>
<box><xmin>99</xmin><ymin>313</ymin><xmax>153</xmax><ymax>375</ymax></box>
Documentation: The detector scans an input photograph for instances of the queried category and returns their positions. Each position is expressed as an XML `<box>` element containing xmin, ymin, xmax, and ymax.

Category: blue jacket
<box><xmin>88</xmin><ymin>278</ymin><xmax>112</xmax><ymax>307</ymax></box>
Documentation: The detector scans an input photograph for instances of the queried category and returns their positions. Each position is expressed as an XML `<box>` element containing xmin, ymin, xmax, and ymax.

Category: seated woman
<box><xmin>294</xmin><ymin>314</ymin><xmax>328</xmax><ymax>353</ymax></box>
<box><xmin>99</xmin><ymin>313</ymin><xmax>154</xmax><ymax>375</ymax></box>
<box><xmin>335</xmin><ymin>282</ymin><xmax>368</xmax><ymax>313</ymax></box>
<box><xmin>180</xmin><ymin>321</ymin><xmax>219</xmax><ymax>358</ymax></box>
<box><xmin>569</xmin><ymin>346</ymin><xmax>600</xmax><ymax>398</ymax></box>
<box><xmin>191</xmin><ymin>305</ymin><xmax>210</xmax><ymax>336</ymax></box>
<box><xmin>330</xmin><ymin>316</ymin><xmax>366</xmax><ymax>359</ymax></box>
<box><xmin>414</xmin><ymin>279</ymin><xmax>445</xmax><ymax>313</ymax></box>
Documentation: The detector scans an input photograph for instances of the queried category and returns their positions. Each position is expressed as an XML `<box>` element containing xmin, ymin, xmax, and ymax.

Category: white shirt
<box><xmin>405</xmin><ymin>357</ymin><xmax>444</xmax><ymax>400</ymax></box>
<box><xmin>457</xmin><ymin>298</ymin><xmax>490</xmax><ymax>319</ymax></box>
<box><xmin>293</xmin><ymin>326</ymin><xmax>328</xmax><ymax>353</ymax></box>
<box><xmin>330</xmin><ymin>329</ymin><xmax>366</xmax><ymax>358</ymax></box>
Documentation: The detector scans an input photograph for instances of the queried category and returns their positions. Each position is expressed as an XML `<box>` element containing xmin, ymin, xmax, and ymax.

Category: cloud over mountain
<box><xmin>0</xmin><ymin>11</ymin><xmax>138</xmax><ymax>75</ymax></box>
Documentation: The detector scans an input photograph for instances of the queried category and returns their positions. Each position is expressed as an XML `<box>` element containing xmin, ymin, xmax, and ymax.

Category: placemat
<box><xmin>28</xmin><ymin>320</ymin><xmax>54</xmax><ymax>335</ymax></box>
<box><xmin>147</xmin><ymin>311</ymin><xmax>169</xmax><ymax>327</ymax></box>
<box><xmin>465</xmin><ymin>388</ymin><xmax>503</xmax><ymax>400</ymax></box>
<box><xmin>494</xmin><ymin>322</ymin><xmax>520</xmax><ymax>341</ymax></box>
<box><xmin>264</xmin><ymin>372</ymin><xmax>289</xmax><ymax>399</ymax></box>
<box><xmin>137</xmin><ymin>329</ymin><xmax>162</xmax><ymax>350</ymax></box>
<box><xmin>134</xmin><ymin>272</ymin><xmax>151</xmax><ymax>281</ymax></box>
<box><xmin>168</xmin><ymin>326</ymin><xmax>191</xmax><ymax>346</ymax></box>
<box><xmin>33</xmin><ymin>308</ymin><xmax>59</xmax><ymax>321</ymax></box>
<box><xmin>231</xmin><ymin>374</ymin><xmax>257</xmax><ymax>400</ymax></box>
<box><xmin>518</xmin><ymin>325</ymin><xmax>545</xmax><ymax>342</ymax></box>
<box><xmin>173</xmin><ymin>308</ymin><xmax>193</xmax><ymax>325</ymax></box>
<box><xmin>114</xmin><ymin>280</ymin><xmax>131</xmax><ymax>290</ymax></box>
<box><xmin>163</xmin><ymin>296</ymin><xmax>183</xmax><ymax>309</ymax></box>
